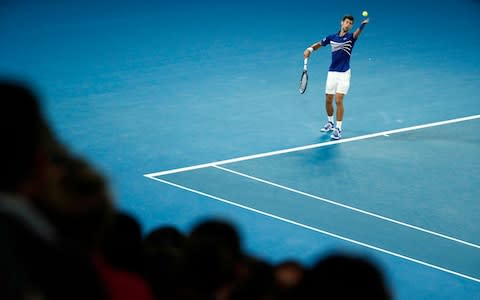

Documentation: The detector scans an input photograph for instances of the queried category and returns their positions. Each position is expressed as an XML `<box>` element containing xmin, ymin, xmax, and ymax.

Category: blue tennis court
<box><xmin>1</xmin><ymin>0</ymin><xmax>479</xmax><ymax>299</ymax></box>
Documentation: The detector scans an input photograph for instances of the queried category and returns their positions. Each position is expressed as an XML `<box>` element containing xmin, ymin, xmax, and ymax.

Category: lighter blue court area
<box><xmin>1</xmin><ymin>0</ymin><xmax>480</xmax><ymax>299</ymax></box>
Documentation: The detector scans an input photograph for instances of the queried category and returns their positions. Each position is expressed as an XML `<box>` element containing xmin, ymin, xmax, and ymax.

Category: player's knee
<box><xmin>335</xmin><ymin>94</ymin><xmax>345</xmax><ymax>105</ymax></box>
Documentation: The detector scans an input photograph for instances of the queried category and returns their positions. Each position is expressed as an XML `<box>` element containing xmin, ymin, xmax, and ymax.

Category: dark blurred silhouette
<box><xmin>229</xmin><ymin>255</ymin><xmax>276</xmax><ymax>300</ymax></box>
<box><xmin>177</xmin><ymin>218</ymin><xmax>244</xmax><ymax>299</ymax></box>
<box><xmin>273</xmin><ymin>260</ymin><xmax>305</xmax><ymax>295</ymax></box>
<box><xmin>102</xmin><ymin>212</ymin><xmax>144</xmax><ymax>275</ymax></box>
<box><xmin>294</xmin><ymin>253</ymin><xmax>392</xmax><ymax>300</ymax></box>
<box><xmin>36</xmin><ymin>140</ymin><xmax>155</xmax><ymax>300</ymax></box>
<box><xmin>143</xmin><ymin>225</ymin><xmax>186</xmax><ymax>300</ymax></box>
<box><xmin>0</xmin><ymin>80</ymin><xmax>106</xmax><ymax>300</ymax></box>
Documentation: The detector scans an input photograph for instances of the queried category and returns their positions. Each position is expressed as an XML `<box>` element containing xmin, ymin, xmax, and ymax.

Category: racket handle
<box><xmin>303</xmin><ymin>58</ymin><xmax>308</xmax><ymax>70</ymax></box>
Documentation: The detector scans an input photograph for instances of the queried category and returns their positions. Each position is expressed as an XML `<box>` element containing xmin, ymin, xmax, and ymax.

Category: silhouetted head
<box><xmin>0</xmin><ymin>80</ymin><xmax>53</xmax><ymax>194</ymax></box>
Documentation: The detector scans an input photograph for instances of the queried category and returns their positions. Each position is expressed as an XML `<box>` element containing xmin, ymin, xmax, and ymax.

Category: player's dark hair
<box><xmin>343</xmin><ymin>15</ymin><xmax>354</xmax><ymax>22</ymax></box>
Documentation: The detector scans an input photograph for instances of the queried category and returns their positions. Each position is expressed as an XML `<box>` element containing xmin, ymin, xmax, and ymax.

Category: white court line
<box><xmin>214</xmin><ymin>165</ymin><xmax>480</xmax><ymax>249</ymax></box>
<box><xmin>144</xmin><ymin>114</ymin><xmax>480</xmax><ymax>177</ymax></box>
<box><xmin>144</xmin><ymin>175</ymin><xmax>480</xmax><ymax>283</ymax></box>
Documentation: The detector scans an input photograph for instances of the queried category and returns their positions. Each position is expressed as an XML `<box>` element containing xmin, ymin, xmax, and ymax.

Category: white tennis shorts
<box><xmin>325</xmin><ymin>69</ymin><xmax>351</xmax><ymax>95</ymax></box>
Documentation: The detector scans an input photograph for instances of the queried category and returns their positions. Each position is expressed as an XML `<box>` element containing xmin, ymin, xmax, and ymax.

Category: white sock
<box><xmin>336</xmin><ymin>121</ymin><xmax>342</xmax><ymax>130</ymax></box>
<box><xmin>328</xmin><ymin>116</ymin><xmax>334</xmax><ymax>123</ymax></box>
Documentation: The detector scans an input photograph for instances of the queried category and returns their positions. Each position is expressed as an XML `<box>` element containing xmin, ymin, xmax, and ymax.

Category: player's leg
<box><xmin>320</xmin><ymin>93</ymin><xmax>335</xmax><ymax>131</ymax></box>
<box><xmin>335</xmin><ymin>93</ymin><xmax>344</xmax><ymax>124</ymax></box>
<box><xmin>326</xmin><ymin>93</ymin><xmax>334</xmax><ymax>117</ymax></box>
<box><xmin>331</xmin><ymin>70</ymin><xmax>351</xmax><ymax>139</ymax></box>
<box><xmin>330</xmin><ymin>93</ymin><xmax>344</xmax><ymax>139</ymax></box>
<box><xmin>321</xmin><ymin>72</ymin><xmax>336</xmax><ymax>132</ymax></box>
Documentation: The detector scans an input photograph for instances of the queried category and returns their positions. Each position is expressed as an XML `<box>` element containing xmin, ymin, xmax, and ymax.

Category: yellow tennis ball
<box><xmin>362</xmin><ymin>10</ymin><xmax>368</xmax><ymax>17</ymax></box>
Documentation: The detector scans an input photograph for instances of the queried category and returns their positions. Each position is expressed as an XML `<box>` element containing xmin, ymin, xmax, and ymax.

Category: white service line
<box><xmin>214</xmin><ymin>165</ymin><xmax>480</xmax><ymax>249</ymax></box>
<box><xmin>144</xmin><ymin>115</ymin><xmax>480</xmax><ymax>177</ymax></box>
<box><xmin>144</xmin><ymin>175</ymin><xmax>480</xmax><ymax>283</ymax></box>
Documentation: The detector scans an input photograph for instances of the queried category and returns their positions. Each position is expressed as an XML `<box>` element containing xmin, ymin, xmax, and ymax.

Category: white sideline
<box><xmin>214</xmin><ymin>165</ymin><xmax>480</xmax><ymax>249</ymax></box>
<box><xmin>144</xmin><ymin>176</ymin><xmax>480</xmax><ymax>283</ymax></box>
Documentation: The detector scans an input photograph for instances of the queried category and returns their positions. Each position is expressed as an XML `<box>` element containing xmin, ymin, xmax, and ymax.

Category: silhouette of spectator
<box><xmin>35</xmin><ymin>144</ymin><xmax>114</xmax><ymax>252</ymax></box>
<box><xmin>229</xmin><ymin>255</ymin><xmax>276</xmax><ymax>300</ymax></box>
<box><xmin>143</xmin><ymin>226</ymin><xmax>186</xmax><ymax>300</ymax></box>
<box><xmin>102</xmin><ymin>211</ymin><xmax>144</xmax><ymax>275</ymax></box>
<box><xmin>144</xmin><ymin>225</ymin><xmax>185</xmax><ymax>255</ymax></box>
<box><xmin>273</xmin><ymin>260</ymin><xmax>305</xmax><ymax>294</ymax></box>
<box><xmin>35</xmin><ymin>143</ymin><xmax>155</xmax><ymax>300</ymax></box>
<box><xmin>297</xmin><ymin>253</ymin><xmax>392</xmax><ymax>299</ymax></box>
<box><xmin>177</xmin><ymin>218</ymin><xmax>244</xmax><ymax>299</ymax></box>
<box><xmin>189</xmin><ymin>218</ymin><xmax>242</xmax><ymax>256</ymax></box>
<box><xmin>0</xmin><ymin>80</ymin><xmax>105</xmax><ymax>300</ymax></box>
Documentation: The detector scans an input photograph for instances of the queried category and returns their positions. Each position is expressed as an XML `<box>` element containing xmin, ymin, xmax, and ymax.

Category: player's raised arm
<box><xmin>353</xmin><ymin>18</ymin><xmax>369</xmax><ymax>39</ymax></box>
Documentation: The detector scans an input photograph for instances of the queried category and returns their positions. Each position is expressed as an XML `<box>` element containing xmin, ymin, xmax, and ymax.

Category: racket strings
<box><xmin>299</xmin><ymin>71</ymin><xmax>308</xmax><ymax>94</ymax></box>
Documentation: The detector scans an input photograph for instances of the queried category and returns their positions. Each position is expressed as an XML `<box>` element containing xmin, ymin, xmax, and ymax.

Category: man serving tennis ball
<box><xmin>304</xmin><ymin>14</ymin><xmax>369</xmax><ymax>140</ymax></box>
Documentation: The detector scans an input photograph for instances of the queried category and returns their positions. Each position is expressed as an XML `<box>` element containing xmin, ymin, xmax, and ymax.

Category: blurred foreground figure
<box><xmin>0</xmin><ymin>80</ymin><xmax>105</xmax><ymax>300</ymax></box>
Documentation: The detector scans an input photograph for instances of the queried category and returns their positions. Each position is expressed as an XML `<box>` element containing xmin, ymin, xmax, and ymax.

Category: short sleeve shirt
<box><xmin>321</xmin><ymin>32</ymin><xmax>357</xmax><ymax>72</ymax></box>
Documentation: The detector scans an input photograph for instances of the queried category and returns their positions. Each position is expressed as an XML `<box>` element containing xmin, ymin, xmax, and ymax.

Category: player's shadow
<box><xmin>300</xmin><ymin>139</ymin><xmax>342</xmax><ymax>172</ymax></box>
<box><xmin>314</xmin><ymin>132</ymin><xmax>343</xmax><ymax>161</ymax></box>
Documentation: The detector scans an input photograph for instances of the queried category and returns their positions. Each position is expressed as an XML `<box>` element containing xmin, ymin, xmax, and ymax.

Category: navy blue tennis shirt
<box><xmin>321</xmin><ymin>32</ymin><xmax>357</xmax><ymax>72</ymax></box>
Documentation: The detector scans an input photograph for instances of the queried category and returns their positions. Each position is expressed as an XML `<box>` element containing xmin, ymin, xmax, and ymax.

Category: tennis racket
<box><xmin>299</xmin><ymin>70</ymin><xmax>308</xmax><ymax>94</ymax></box>
<box><xmin>299</xmin><ymin>58</ymin><xmax>309</xmax><ymax>94</ymax></box>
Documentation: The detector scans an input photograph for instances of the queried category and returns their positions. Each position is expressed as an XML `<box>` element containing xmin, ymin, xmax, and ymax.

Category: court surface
<box><xmin>1</xmin><ymin>0</ymin><xmax>479</xmax><ymax>299</ymax></box>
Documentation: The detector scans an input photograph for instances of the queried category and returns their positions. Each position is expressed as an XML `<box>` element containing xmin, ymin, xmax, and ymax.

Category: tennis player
<box><xmin>304</xmin><ymin>15</ymin><xmax>369</xmax><ymax>139</ymax></box>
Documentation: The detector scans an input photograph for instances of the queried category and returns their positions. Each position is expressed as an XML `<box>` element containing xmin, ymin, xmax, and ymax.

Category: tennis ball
<box><xmin>362</xmin><ymin>10</ymin><xmax>368</xmax><ymax>17</ymax></box>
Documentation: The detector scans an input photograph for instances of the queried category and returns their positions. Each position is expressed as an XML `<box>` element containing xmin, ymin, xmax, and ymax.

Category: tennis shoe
<box><xmin>331</xmin><ymin>127</ymin><xmax>342</xmax><ymax>140</ymax></box>
<box><xmin>320</xmin><ymin>121</ymin><xmax>334</xmax><ymax>132</ymax></box>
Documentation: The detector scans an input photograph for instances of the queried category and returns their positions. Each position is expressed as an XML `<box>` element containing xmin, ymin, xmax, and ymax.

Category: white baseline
<box><xmin>144</xmin><ymin>115</ymin><xmax>480</xmax><ymax>177</ymax></box>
